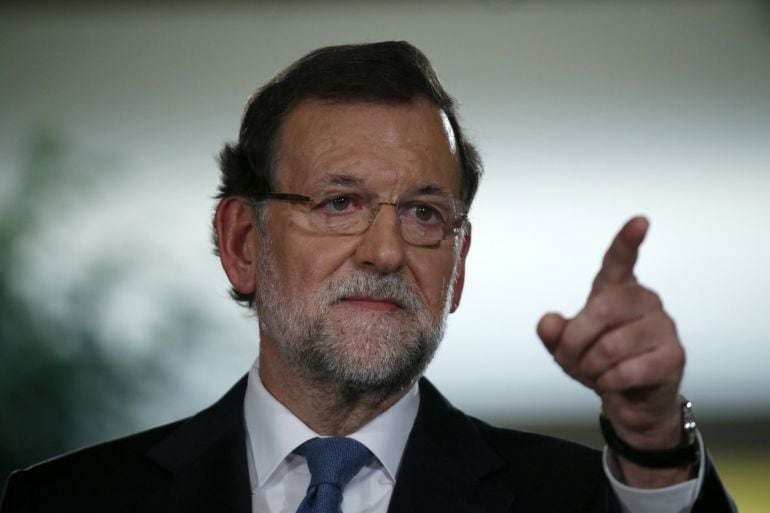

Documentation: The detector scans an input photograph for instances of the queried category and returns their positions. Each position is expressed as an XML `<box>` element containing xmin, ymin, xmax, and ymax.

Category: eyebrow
<box><xmin>311</xmin><ymin>174</ymin><xmax>453</xmax><ymax>198</ymax></box>
<box><xmin>313</xmin><ymin>174</ymin><xmax>365</xmax><ymax>189</ymax></box>
<box><xmin>412</xmin><ymin>183</ymin><xmax>452</xmax><ymax>198</ymax></box>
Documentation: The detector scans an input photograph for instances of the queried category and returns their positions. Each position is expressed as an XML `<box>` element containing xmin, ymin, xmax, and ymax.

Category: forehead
<box><xmin>274</xmin><ymin>98</ymin><xmax>462</xmax><ymax>196</ymax></box>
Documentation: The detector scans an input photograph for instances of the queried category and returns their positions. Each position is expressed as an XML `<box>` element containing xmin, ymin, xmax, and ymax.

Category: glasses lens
<box><xmin>398</xmin><ymin>198</ymin><xmax>462</xmax><ymax>245</ymax></box>
<box><xmin>305</xmin><ymin>195</ymin><xmax>370</xmax><ymax>234</ymax></box>
<box><xmin>298</xmin><ymin>193</ymin><xmax>465</xmax><ymax>245</ymax></box>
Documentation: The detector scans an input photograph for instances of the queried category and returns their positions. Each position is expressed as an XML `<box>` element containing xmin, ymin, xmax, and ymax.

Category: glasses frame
<box><xmin>246</xmin><ymin>191</ymin><xmax>468</xmax><ymax>245</ymax></box>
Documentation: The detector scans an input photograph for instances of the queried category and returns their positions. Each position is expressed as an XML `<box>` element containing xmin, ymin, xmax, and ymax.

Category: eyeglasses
<box><xmin>246</xmin><ymin>191</ymin><xmax>468</xmax><ymax>246</ymax></box>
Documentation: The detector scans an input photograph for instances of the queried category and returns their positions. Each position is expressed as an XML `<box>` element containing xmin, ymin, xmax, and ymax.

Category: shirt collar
<box><xmin>243</xmin><ymin>358</ymin><xmax>420</xmax><ymax>488</ymax></box>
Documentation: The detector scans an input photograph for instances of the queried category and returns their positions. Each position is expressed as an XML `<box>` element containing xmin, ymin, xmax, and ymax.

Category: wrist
<box><xmin>600</xmin><ymin>395</ymin><xmax>698</xmax><ymax>469</ymax></box>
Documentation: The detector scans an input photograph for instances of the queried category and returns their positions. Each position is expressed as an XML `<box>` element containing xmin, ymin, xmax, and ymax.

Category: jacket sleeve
<box><xmin>691</xmin><ymin>455</ymin><xmax>738</xmax><ymax>513</ymax></box>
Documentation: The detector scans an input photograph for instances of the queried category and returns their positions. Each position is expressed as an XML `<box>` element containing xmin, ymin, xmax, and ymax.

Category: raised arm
<box><xmin>537</xmin><ymin>217</ymin><xmax>694</xmax><ymax>488</ymax></box>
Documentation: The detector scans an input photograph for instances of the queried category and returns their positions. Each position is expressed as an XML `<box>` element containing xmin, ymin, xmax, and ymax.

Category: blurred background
<box><xmin>1</xmin><ymin>0</ymin><xmax>768</xmax><ymax>509</ymax></box>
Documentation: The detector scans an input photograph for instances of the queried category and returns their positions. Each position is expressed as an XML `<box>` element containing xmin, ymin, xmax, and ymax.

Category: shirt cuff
<box><xmin>603</xmin><ymin>431</ymin><xmax>706</xmax><ymax>513</ymax></box>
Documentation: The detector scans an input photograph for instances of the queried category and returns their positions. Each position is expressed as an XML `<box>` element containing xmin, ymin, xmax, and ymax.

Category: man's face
<box><xmin>254</xmin><ymin>98</ymin><xmax>469</xmax><ymax>394</ymax></box>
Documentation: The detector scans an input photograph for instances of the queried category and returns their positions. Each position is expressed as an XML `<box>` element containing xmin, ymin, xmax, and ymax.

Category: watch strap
<box><xmin>599</xmin><ymin>396</ymin><xmax>699</xmax><ymax>468</ymax></box>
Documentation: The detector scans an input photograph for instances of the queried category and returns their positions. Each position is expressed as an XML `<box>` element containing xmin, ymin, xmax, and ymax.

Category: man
<box><xmin>1</xmin><ymin>41</ymin><xmax>733</xmax><ymax>512</ymax></box>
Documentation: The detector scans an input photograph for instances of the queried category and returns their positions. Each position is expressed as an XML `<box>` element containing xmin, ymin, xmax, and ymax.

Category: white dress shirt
<box><xmin>243</xmin><ymin>359</ymin><xmax>703</xmax><ymax>513</ymax></box>
<box><xmin>244</xmin><ymin>361</ymin><xmax>418</xmax><ymax>513</ymax></box>
<box><xmin>604</xmin><ymin>434</ymin><xmax>704</xmax><ymax>513</ymax></box>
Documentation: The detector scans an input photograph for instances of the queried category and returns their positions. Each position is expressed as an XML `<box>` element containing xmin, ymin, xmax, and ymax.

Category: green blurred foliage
<box><xmin>0</xmin><ymin>132</ymin><xmax>207</xmax><ymax>490</ymax></box>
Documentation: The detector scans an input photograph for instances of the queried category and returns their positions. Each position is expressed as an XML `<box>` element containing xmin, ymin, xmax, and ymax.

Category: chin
<box><xmin>310</xmin><ymin>321</ymin><xmax>442</xmax><ymax>396</ymax></box>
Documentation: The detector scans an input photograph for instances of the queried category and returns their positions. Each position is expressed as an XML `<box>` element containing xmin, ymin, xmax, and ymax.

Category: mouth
<box><xmin>340</xmin><ymin>296</ymin><xmax>403</xmax><ymax>312</ymax></box>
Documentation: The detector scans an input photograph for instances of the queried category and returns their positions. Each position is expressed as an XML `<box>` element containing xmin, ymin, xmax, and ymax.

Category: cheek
<box><xmin>408</xmin><ymin>250</ymin><xmax>458</xmax><ymax>309</ymax></box>
<box><xmin>272</xmin><ymin>232</ymin><xmax>359</xmax><ymax>291</ymax></box>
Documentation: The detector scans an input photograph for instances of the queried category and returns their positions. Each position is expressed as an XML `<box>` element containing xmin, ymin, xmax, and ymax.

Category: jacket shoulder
<box><xmin>1</xmin><ymin>420</ymin><xmax>184</xmax><ymax>512</ymax></box>
<box><xmin>1</xmin><ymin>376</ymin><xmax>250</xmax><ymax>513</ymax></box>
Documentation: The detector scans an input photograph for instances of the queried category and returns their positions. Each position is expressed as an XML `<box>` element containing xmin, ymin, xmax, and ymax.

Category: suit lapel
<box><xmin>387</xmin><ymin>378</ymin><xmax>516</xmax><ymax>513</ymax></box>
<box><xmin>139</xmin><ymin>376</ymin><xmax>252</xmax><ymax>513</ymax></box>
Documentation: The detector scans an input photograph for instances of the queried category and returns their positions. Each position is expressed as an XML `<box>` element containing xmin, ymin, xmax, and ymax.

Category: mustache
<box><xmin>325</xmin><ymin>272</ymin><xmax>425</xmax><ymax>312</ymax></box>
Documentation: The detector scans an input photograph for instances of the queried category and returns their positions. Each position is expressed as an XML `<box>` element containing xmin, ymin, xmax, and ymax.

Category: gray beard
<box><xmin>254</xmin><ymin>235</ymin><xmax>458</xmax><ymax>400</ymax></box>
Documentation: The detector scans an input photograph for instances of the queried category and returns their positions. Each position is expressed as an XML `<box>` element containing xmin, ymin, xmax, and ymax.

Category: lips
<box><xmin>341</xmin><ymin>296</ymin><xmax>403</xmax><ymax>311</ymax></box>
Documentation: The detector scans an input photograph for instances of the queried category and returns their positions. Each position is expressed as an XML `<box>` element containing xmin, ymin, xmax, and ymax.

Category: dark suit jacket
<box><xmin>0</xmin><ymin>377</ymin><xmax>734</xmax><ymax>512</ymax></box>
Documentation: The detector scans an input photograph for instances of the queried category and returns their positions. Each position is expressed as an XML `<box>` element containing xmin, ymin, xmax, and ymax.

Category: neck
<box><xmin>258</xmin><ymin>340</ymin><xmax>413</xmax><ymax>436</ymax></box>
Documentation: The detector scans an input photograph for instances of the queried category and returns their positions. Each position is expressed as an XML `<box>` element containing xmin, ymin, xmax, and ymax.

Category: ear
<box><xmin>449</xmin><ymin>222</ymin><xmax>471</xmax><ymax>313</ymax></box>
<box><xmin>215</xmin><ymin>197</ymin><xmax>261</xmax><ymax>296</ymax></box>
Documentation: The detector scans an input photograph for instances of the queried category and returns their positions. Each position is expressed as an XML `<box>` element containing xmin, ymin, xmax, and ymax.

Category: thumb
<box><xmin>537</xmin><ymin>312</ymin><xmax>568</xmax><ymax>354</ymax></box>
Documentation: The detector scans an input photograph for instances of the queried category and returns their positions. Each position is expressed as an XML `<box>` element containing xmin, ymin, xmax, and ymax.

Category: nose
<box><xmin>353</xmin><ymin>202</ymin><xmax>407</xmax><ymax>274</ymax></box>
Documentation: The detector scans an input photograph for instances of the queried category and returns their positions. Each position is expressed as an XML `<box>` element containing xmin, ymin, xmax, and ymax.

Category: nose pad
<box><xmin>366</xmin><ymin>201</ymin><xmax>402</xmax><ymax>239</ymax></box>
<box><xmin>368</xmin><ymin>202</ymin><xmax>399</xmax><ymax>226</ymax></box>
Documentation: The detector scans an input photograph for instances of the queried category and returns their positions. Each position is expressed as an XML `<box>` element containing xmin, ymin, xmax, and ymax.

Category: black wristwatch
<box><xmin>599</xmin><ymin>395</ymin><xmax>699</xmax><ymax>468</ymax></box>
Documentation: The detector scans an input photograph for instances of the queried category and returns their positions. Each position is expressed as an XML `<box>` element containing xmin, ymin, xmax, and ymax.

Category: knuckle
<box><xmin>577</xmin><ymin>355</ymin><xmax>598</xmax><ymax>379</ymax></box>
<box><xmin>615</xmin><ymin>361</ymin><xmax>641</xmax><ymax>387</ymax></box>
<box><xmin>596</xmin><ymin>373</ymin><xmax>617</xmax><ymax>393</ymax></box>
<box><xmin>670</xmin><ymin>343</ymin><xmax>686</xmax><ymax>369</ymax></box>
<box><xmin>655</xmin><ymin>311</ymin><xmax>676</xmax><ymax>332</ymax></box>
<box><xmin>666</xmin><ymin>314</ymin><xmax>679</xmax><ymax>335</ymax></box>
<box><xmin>647</xmin><ymin>311</ymin><xmax>679</xmax><ymax>346</ymax></box>
<box><xmin>558</xmin><ymin>331</ymin><xmax>583</xmax><ymax>356</ymax></box>
<box><xmin>630</xmin><ymin>284</ymin><xmax>663</xmax><ymax>310</ymax></box>
<box><xmin>642</xmin><ymin>289</ymin><xmax>663</xmax><ymax>310</ymax></box>
<box><xmin>586</xmin><ymin>296</ymin><xmax>612</xmax><ymax>320</ymax></box>
<box><xmin>647</xmin><ymin>361</ymin><xmax>665</xmax><ymax>385</ymax></box>
<box><xmin>598</xmin><ymin>334</ymin><xmax>621</xmax><ymax>362</ymax></box>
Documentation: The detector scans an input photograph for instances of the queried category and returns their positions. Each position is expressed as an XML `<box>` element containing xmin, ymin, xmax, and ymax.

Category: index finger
<box><xmin>590</xmin><ymin>216</ymin><xmax>649</xmax><ymax>296</ymax></box>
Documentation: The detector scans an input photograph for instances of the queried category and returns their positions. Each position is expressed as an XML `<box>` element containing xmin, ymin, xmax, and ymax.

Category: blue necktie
<box><xmin>294</xmin><ymin>437</ymin><xmax>373</xmax><ymax>513</ymax></box>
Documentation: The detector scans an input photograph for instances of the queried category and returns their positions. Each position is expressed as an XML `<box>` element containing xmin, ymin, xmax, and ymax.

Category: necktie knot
<box><xmin>294</xmin><ymin>437</ymin><xmax>372</xmax><ymax>513</ymax></box>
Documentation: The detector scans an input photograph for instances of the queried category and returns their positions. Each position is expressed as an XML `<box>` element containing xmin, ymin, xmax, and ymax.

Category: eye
<box><xmin>316</xmin><ymin>195</ymin><xmax>360</xmax><ymax>214</ymax></box>
<box><xmin>405</xmin><ymin>203</ymin><xmax>444</xmax><ymax>224</ymax></box>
